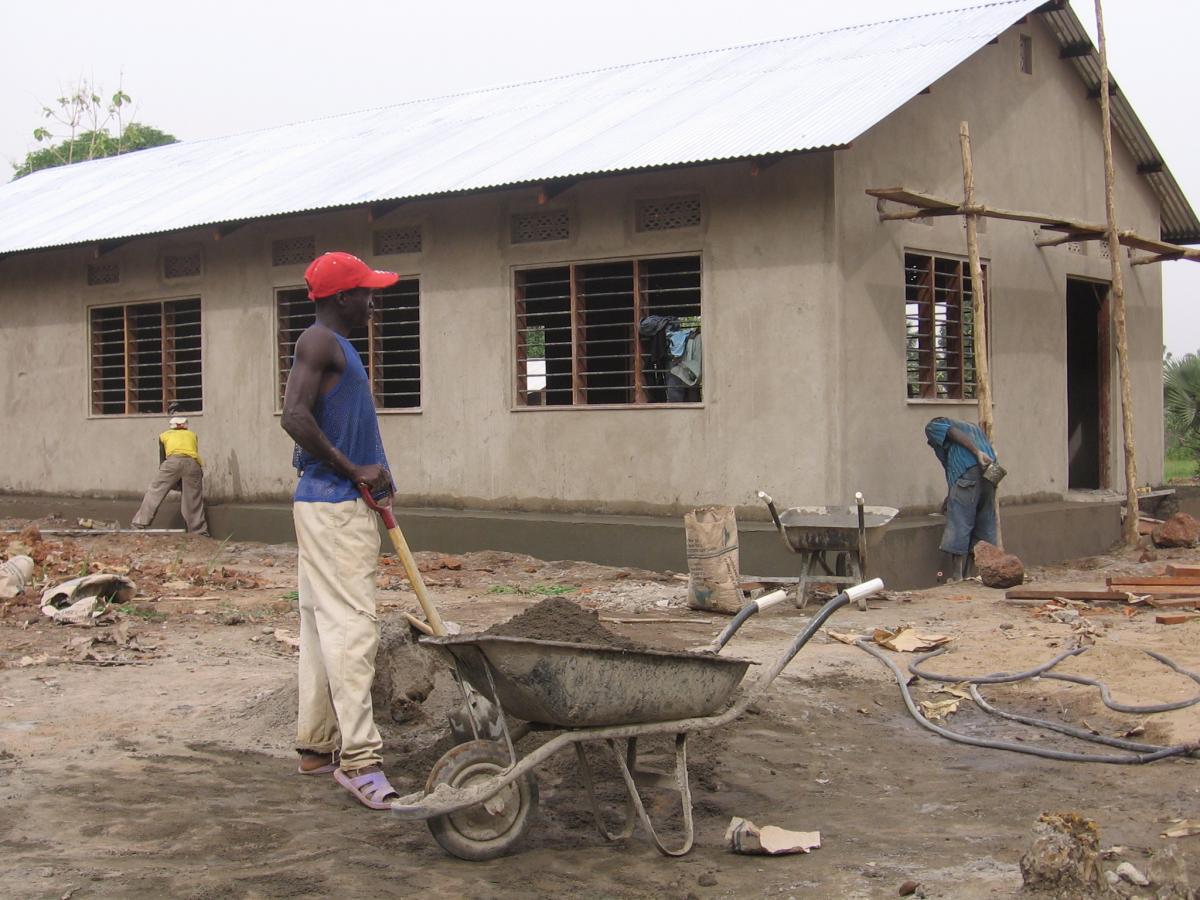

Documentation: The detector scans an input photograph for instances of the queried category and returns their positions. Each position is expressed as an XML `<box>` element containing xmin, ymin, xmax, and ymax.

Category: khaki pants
<box><xmin>293</xmin><ymin>498</ymin><xmax>383</xmax><ymax>771</ymax></box>
<box><xmin>132</xmin><ymin>456</ymin><xmax>207</xmax><ymax>534</ymax></box>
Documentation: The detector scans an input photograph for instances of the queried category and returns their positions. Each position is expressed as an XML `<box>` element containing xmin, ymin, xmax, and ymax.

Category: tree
<box><xmin>1163</xmin><ymin>350</ymin><xmax>1200</xmax><ymax>463</ymax></box>
<box><xmin>12</xmin><ymin>78</ymin><xmax>177</xmax><ymax>179</ymax></box>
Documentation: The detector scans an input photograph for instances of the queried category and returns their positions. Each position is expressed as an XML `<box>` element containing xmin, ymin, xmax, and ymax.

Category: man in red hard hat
<box><xmin>281</xmin><ymin>251</ymin><xmax>401</xmax><ymax>810</ymax></box>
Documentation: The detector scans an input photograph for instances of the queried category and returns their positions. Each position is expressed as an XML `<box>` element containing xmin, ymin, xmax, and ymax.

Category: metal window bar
<box><xmin>514</xmin><ymin>257</ymin><xmax>702</xmax><ymax>406</ymax></box>
<box><xmin>276</xmin><ymin>282</ymin><xmax>420</xmax><ymax>410</ymax></box>
<box><xmin>89</xmin><ymin>298</ymin><xmax>202</xmax><ymax>415</ymax></box>
<box><xmin>515</xmin><ymin>267</ymin><xmax>572</xmax><ymax>406</ymax></box>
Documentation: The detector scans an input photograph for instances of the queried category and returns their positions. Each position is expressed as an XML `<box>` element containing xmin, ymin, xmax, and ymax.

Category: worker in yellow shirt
<box><xmin>132</xmin><ymin>416</ymin><xmax>209</xmax><ymax>535</ymax></box>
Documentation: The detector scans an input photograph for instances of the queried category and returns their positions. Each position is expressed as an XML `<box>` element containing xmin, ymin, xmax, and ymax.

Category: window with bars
<box><xmin>89</xmin><ymin>298</ymin><xmax>203</xmax><ymax>415</ymax></box>
<box><xmin>515</xmin><ymin>255</ymin><xmax>702</xmax><ymax>406</ymax></box>
<box><xmin>277</xmin><ymin>280</ymin><xmax>421</xmax><ymax>410</ymax></box>
<box><xmin>905</xmin><ymin>252</ymin><xmax>987</xmax><ymax>401</ymax></box>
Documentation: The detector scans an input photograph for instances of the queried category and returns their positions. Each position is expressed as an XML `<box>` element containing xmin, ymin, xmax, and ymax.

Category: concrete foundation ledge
<box><xmin>0</xmin><ymin>493</ymin><xmax>1122</xmax><ymax>592</ymax></box>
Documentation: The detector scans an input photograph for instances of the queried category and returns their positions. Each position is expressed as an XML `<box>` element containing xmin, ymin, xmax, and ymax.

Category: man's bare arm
<box><xmin>281</xmin><ymin>327</ymin><xmax>391</xmax><ymax>493</ymax></box>
<box><xmin>947</xmin><ymin>425</ymin><xmax>994</xmax><ymax>467</ymax></box>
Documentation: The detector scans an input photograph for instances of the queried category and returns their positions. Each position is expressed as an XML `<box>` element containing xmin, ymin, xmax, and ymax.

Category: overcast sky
<box><xmin>1</xmin><ymin>0</ymin><xmax>1195</xmax><ymax>357</ymax></box>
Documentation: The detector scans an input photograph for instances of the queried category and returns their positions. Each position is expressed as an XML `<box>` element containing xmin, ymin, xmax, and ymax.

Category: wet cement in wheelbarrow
<box><xmin>484</xmin><ymin>596</ymin><xmax>646</xmax><ymax>650</ymax></box>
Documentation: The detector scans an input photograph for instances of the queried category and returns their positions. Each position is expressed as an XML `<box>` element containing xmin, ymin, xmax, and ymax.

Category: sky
<box><xmin>1</xmin><ymin>0</ymin><xmax>1196</xmax><ymax>357</ymax></box>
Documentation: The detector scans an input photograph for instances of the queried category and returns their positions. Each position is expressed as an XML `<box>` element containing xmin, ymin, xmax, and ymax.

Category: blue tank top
<box><xmin>293</xmin><ymin>331</ymin><xmax>390</xmax><ymax>503</ymax></box>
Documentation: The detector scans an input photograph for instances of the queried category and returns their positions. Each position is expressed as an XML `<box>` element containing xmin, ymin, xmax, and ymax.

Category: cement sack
<box><xmin>0</xmin><ymin>555</ymin><xmax>35</xmax><ymax>599</ymax></box>
<box><xmin>685</xmin><ymin>505</ymin><xmax>741</xmax><ymax>614</ymax></box>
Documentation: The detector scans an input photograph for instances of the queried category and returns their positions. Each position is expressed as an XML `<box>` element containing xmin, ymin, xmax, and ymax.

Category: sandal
<box><xmin>334</xmin><ymin>768</ymin><xmax>401</xmax><ymax>810</ymax></box>
<box><xmin>297</xmin><ymin>751</ymin><xmax>338</xmax><ymax>776</ymax></box>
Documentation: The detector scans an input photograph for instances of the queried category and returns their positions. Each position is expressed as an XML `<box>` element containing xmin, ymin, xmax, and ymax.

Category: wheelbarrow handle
<box><xmin>757</xmin><ymin>490</ymin><xmax>784</xmax><ymax>533</ymax></box>
<box><xmin>707</xmin><ymin>589</ymin><xmax>787</xmax><ymax>653</ymax></box>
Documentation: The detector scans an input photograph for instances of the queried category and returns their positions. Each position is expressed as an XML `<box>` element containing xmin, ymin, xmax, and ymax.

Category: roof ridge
<box><xmin>183</xmin><ymin>0</ymin><xmax>1037</xmax><ymax>147</ymax></box>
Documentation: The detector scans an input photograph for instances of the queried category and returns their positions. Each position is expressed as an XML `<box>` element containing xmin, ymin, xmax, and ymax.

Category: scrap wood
<box><xmin>1162</xmin><ymin>820</ymin><xmax>1200</xmax><ymax>838</ymax></box>
<box><xmin>600</xmin><ymin>616</ymin><xmax>713</xmax><ymax>625</ymax></box>
<box><xmin>1165</xmin><ymin>564</ymin><xmax>1200</xmax><ymax>578</ymax></box>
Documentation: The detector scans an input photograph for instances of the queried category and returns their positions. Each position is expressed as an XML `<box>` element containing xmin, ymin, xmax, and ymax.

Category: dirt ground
<box><xmin>1</xmin><ymin>517</ymin><xmax>1198</xmax><ymax>899</ymax></box>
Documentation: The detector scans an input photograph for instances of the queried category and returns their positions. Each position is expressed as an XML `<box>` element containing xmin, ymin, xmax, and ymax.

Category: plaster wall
<box><xmin>0</xmin><ymin>157</ymin><xmax>840</xmax><ymax>515</ymax></box>
<box><xmin>835</xmin><ymin>19</ymin><xmax>1165</xmax><ymax>510</ymax></box>
<box><xmin>0</xmin><ymin>18</ymin><xmax>1172</xmax><ymax>518</ymax></box>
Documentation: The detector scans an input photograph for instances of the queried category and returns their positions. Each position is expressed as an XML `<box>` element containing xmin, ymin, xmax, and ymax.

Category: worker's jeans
<box><xmin>132</xmin><ymin>456</ymin><xmax>207</xmax><ymax>534</ymax></box>
<box><xmin>293</xmin><ymin>498</ymin><xmax>384</xmax><ymax>771</ymax></box>
<box><xmin>940</xmin><ymin>465</ymin><xmax>998</xmax><ymax>556</ymax></box>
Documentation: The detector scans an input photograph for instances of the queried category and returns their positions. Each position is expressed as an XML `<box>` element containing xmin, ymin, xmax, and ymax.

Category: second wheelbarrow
<box><xmin>758</xmin><ymin>490</ymin><xmax>898</xmax><ymax>609</ymax></box>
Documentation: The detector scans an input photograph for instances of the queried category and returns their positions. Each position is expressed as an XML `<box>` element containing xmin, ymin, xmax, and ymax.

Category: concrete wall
<box><xmin>834</xmin><ymin>19</ymin><xmax>1164</xmax><ymax>512</ymax></box>
<box><xmin>0</xmin><ymin>17</ymin><xmax>1169</xmax><ymax>525</ymax></box>
<box><xmin>0</xmin><ymin>157</ymin><xmax>841</xmax><ymax>516</ymax></box>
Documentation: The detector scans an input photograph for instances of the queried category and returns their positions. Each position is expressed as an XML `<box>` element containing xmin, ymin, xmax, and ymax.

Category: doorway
<box><xmin>1065</xmin><ymin>278</ymin><xmax>1111</xmax><ymax>490</ymax></box>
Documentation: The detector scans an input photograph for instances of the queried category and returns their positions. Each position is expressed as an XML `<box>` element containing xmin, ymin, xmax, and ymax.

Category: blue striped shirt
<box><xmin>925</xmin><ymin>418</ymin><xmax>995</xmax><ymax>488</ymax></box>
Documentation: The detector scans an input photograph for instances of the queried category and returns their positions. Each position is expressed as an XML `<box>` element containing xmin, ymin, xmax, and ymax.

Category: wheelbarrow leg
<box><xmin>574</xmin><ymin>743</ymin><xmax>636</xmax><ymax>842</ymax></box>
<box><xmin>797</xmin><ymin>551</ymin><xmax>820</xmax><ymax>611</ymax></box>
<box><xmin>607</xmin><ymin>733</ymin><xmax>695</xmax><ymax>857</ymax></box>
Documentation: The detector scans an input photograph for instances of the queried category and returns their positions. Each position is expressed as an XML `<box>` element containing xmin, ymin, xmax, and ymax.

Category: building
<box><xmin>0</xmin><ymin>0</ymin><xmax>1194</xmax><ymax>579</ymax></box>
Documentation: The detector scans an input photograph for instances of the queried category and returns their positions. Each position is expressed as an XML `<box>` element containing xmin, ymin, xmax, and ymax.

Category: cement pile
<box><xmin>484</xmin><ymin>596</ymin><xmax>645</xmax><ymax>650</ymax></box>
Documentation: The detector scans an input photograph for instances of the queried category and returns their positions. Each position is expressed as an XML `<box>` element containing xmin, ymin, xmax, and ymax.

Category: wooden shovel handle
<box><xmin>358</xmin><ymin>485</ymin><xmax>448</xmax><ymax>637</ymax></box>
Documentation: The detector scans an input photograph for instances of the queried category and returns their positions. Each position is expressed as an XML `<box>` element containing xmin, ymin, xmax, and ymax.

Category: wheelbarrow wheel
<box><xmin>425</xmin><ymin>739</ymin><xmax>538</xmax><ymax>861</ymax></box>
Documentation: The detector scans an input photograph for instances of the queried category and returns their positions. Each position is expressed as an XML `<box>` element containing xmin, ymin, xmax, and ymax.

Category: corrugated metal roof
<box><xmin>0</xmin><ymin>0</ymin><xmax>1193</xmax><ymax>254</ymax></box>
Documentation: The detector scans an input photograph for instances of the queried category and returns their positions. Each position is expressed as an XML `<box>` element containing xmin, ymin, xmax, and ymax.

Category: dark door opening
<box><xmin>1066</xmin><ymin>278</ymin><xmax>1110</xmax><ymax>490</ymax></box>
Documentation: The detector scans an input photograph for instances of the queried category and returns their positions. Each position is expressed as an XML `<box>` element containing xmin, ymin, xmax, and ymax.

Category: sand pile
<box><xmin>485</xmin><ymin>596</ymin><xmax>645</xmax><ymax>650</ymax></box>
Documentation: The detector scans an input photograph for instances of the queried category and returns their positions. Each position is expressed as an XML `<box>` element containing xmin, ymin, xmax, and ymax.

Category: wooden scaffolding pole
<box><xmin>959</xmin><ymin>122</ymin><xmax>994</xmax><ymax>441</ymax></box>
<box><xmin>1095</xmin><ymin>0</ymin><xmax>1140</xmax><ymax>546</ymax></box>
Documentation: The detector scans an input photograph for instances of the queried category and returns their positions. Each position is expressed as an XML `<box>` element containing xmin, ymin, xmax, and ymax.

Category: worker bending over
<box><xmin>132</xmin><ymin>416</ymin><xmax>208</xmax><ymax>535</ymax></box>
<box><xmin>925</xmin><ymin>416</ymin><xmax>1002</xmax><ymax>582</ymax></box>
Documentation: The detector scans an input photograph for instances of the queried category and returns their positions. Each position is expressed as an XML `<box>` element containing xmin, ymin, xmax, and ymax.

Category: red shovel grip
<box><xmin>358</xmin><ymin>484</ymin><xmax>397</xmax><ymax>530</ymax></box>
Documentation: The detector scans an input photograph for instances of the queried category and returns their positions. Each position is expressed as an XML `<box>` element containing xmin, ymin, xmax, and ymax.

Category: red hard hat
<box><xmin>304</xmin><ymin>251</ymin><xmax>399</xmax><ymax>300</ymax></box>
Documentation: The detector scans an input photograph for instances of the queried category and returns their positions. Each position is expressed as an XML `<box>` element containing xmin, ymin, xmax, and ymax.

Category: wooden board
<box><xmin>1156</xmin><ymin>614</ymin><xmax>1198</xmax><ymax>626</ymax></box>
<box><xmin>1147</xmin><ymin>598</ymin><xmax>1200</xmax><ymax>610</ymax></box>
<box><xmin>1004</xmin><ymin>589</ymin><xmax>1128</xmax><ymax>601</ymax></box>
<box><xmin>1166</xmin><ymin>564</ymin><xmax>1200</xmax><ymax>578</ymax></box>
<box><xmin>1107</xmin><ymin>576</ymin><xmax>1200</xmax><ymax>588</ymax></box>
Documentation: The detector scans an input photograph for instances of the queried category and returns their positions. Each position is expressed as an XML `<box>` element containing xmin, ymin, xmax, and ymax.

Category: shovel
<box><xmin>358</xmin><ymin>486</ymin><xmax>502</xmax><ymax>742</ymax></box>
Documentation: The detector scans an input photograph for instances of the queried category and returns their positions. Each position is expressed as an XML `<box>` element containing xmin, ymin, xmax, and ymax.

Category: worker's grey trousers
<box><xmin>293</xmin><ymin>498</ymin><xmax>384</xmax><ymax>771</ymax></box>
<box><xmin>132</xmin><ymin>456</ymin><xmax>208</xmax><ymax>534</ymax></box>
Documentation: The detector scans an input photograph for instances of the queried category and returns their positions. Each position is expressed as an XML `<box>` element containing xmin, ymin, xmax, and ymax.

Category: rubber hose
<box><xmin>854</xmin><ymin>639</ymin><xmax>1198</xmax><ymax>765</ymax></box>
<box><xmin>908</xmin><ymin>644</ymin><xmax>1088</xmax><ymax>684</ymax></box>
<box><xmin>968</xmin><ymin>684</ymin><xmax>1199</xmax><ymax>755</ymax></box>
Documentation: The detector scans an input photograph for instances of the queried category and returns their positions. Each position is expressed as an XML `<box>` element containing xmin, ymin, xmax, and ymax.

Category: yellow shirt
<box><xmin>160</xmin><ymin>428</ymin><xmax>203</xmax><ymax>467</ymax></box>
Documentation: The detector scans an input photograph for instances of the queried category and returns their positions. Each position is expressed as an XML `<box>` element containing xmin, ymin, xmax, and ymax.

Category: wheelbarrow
<box><xmin>758</xmin><ymin>490</ymin><xmax>898</xmax><ymax>609</ymax></box>
<box><xmin>392</xmin><ymin>578</ymin><xmax>885</xmax><ymax>860</ymax></box>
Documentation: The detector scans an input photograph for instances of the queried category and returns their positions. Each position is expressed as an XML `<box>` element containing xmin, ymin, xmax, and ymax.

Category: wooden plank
<box><xmin>1107</xmin><ymin>576</ymin><xmax>1200</xmax><ymax>587</ymax></box>
<box><xmin>1146</xmin><ymin>598</ymin><xmax>1200</xmax><ymax>610</ymax></box>
<box><xmin>866</xmin><ymin>185</ymin><xmax>1200</xmax><ymax>267</ymax></box>
<box><xmin>867</xmin><ymin>187</ymin><xmax>958</xmax><ymax>210</ymax></box>
<box><xmin>1105</xmin><ymin>590</ymin><xmax>1200</xmax><ymax>599</ymax></box>
<box><xmin>1155</xmin><ymin>614</ymin><xmax>1197</xmax><ymax>626</ymax></box>
<box><xmin>1004</xmin><ymin>589</ymin><xmax>1128</xmax><ymax>601</ymax></box>
<box><xmin>1165</xmin><ymin>564</ymin><xmax>1200</xmax><ymax>577</ymax></box>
